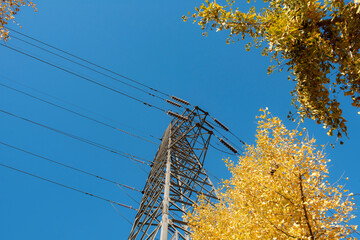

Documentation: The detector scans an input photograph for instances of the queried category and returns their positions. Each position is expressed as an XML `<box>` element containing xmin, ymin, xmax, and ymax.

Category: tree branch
<box><xmin>245</xmin><ymin>196</ymin><xmax>299</xmax><ymax>239</ymax></box>
<box><xmin>299</xmin><ymin>174</ymin><xmax>315</xmax><ymax>240</ymax></box>
<box><xmin>316</xmin><ymin>17</ymin><xmax>344</xmax><ymax>27</ymax></box>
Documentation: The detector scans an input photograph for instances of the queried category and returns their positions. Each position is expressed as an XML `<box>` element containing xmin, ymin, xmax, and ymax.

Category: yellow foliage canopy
<box><xmin>0</xmin><ymin>0</ymin><xmax>36</xmax><ymax>40</ymax></box>
<box><xmin>188</xmin><ymin>109</ymin><xmax>357</xmax><ymax>239</ymax></box>
<box><xmin>185</xmin><ymin>0</ymin><xmax>360</xmax><ymax>139</ymax></box>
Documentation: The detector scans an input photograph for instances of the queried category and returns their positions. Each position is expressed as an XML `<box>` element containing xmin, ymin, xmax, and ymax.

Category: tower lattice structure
<box><xmin>129</xmin><ymin>107</ymin><xmax>218</xmax><ymax>240</ymax></box>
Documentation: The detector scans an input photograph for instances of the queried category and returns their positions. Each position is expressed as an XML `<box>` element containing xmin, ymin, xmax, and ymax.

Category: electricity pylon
<box><xmin>129</xmin><ymin>106</ymin><xmax>218</xmax><ymax>240</ymax></box>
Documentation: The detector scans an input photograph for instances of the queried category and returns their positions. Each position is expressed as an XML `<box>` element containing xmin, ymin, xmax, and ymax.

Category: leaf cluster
<box><xmin>188</xmin><ymin>109</ymin><xmax>357</xmax><ymax>239</ymax></box>
<box><xmin>184</xmin><ymin>0</ymin><xmax>360</xmax><ymax>139</ymax></box>
<box><xmin>0</xmin><ymin>0</ymin><xmax>36</xmax><ymax>41</ymax></box>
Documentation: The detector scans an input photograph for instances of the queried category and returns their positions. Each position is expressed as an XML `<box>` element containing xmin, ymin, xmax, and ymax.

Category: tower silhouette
<box><xmin>129</xmin><ymin>107</ymin><xmax>218</xmax><ymax>240</ymax></box>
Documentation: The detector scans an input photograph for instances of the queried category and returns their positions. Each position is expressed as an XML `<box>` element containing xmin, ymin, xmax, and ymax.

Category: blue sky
<box><xmin>0</xmin><ymin>1</ymin><xmax>359</xmax><ymax>239</ymax></box>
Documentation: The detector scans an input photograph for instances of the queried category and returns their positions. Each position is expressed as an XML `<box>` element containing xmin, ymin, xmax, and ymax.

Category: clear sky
<box><xmin>0</xmin><ymin>1</ymin><xmax>359</xmax><ymax>239</ymax></box>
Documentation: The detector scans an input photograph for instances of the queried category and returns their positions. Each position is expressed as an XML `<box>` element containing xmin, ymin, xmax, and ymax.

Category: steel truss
<box><xmin>129</xmin><ymin>107</ymin><xmax>218</xmax><ymax>240</ymax></box>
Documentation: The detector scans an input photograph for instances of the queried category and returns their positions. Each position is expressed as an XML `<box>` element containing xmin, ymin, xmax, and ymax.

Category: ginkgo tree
<box><xmin>184</xmin><ymin>0</ymin><xmax>360</xmax><ymax>139</ymax></box>
<box><xmin>0</xmin><ymin>0</ymin><xmax>36</xmax><ymax>40</ymax></box>
<box><xmin>188</xmin><ymin>109</ymin><xmax>357</xmax><ymax>239</ymax></box>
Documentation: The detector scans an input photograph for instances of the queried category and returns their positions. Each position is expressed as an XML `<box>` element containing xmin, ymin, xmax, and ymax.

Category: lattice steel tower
<box><xmin>129</xmin><ymin>106</ymin><xmax>218</xmax><ymax>240</ymax></box>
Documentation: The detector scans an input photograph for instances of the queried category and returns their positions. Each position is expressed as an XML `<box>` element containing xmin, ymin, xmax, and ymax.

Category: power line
<box><xmin>110</xmin><ymin>202</ymin><xmax>133</xmax><ymax>225</ymax></box>
<box><xmin>0</xmin><ymin>74</ymin><xmax>160</xmax><ymax>142</ymax></box>
<box><xmin>203</xmin><ymin>168</ymin><xmax>221</xmax><ymax>183</ymax></box>
<box><xmin>4</xmin><ymin>32</ymin><xmax>245</xmax><ymax>153</ymax></box>
<box><xmin>0</xmin><ymin>81</ymin><xmax>159</xmax><ymax>146</ymax></box>
<box><xmin>110</xmin><ymin>202</ymin><xmax>159</xmax><ymax>240</ymax></box>
<box><xmin>7</xmin><ymin>27</ymin><xmax>171</xmax><ymax>98</ymax></box>
<box><xmin>213</xmin><ymin>133</ymin><xmax>240</xmax><ymax>155</ymax></box>
<box><xmin>0</xmin><ymin>108</ymin><xmax>151</xmax><ymax>165</ymax></box>
<box><xmin>7</xmin><ymin>29</ymin><xmax>186</xmax><ymax>114</ymax></box>
<box><xmin>209</xmin><ymin>115</ymin><xmax>246</xmax><ymax>146</ymax></box>
<box><xmin>9</xmin><ymin>34</ymin><xmax>166</xmax><ymax>101</ymax></box>
<box><xmin>209</xmin><ymin>142</ymin><xmax>238</xmax><ymax>156</ymax></box>
<box><xmin>229</xmin><ymin>131</ymin><xmax>246</xmax><ymax>145</ymax></box>
<box><xmin>5</xmin><ymin>29</ymin><xmax>246</xmax><ymax>148</ymax></box>
<box><xmin>191</xmin><ymin>105</ymin><xmax>246</xmax><ymax>148</ymax></box>
<box><xmin>0</xmin><ymin>162</ymin><xmax>137</xmax><ymax>211</ymax></box>
<box><xmin>117</xmin><ymin>184</ymin><xmax>140</xmax><ymax>205</ymax></box>
<box><xmin>0</xmin><ymin>43</ymin><xmax>167</xmax><ymax>113</ymax></box>
<box><xmin>213</xmin><ymin>128</ymin><xmax>243</xmax><ymax>152</ymax></box>
<box><xmin>0</xmin><ymin>140</ymin><xmax>141</xmax><ymax>193</ymax></box>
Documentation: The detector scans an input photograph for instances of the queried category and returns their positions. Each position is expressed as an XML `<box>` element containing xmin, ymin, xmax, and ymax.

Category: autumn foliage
<box><xmin>185</xmin><ymin>0</ymin><xmax>360</xmax><ymax>139</ymax></box>
<box><xmin>188</xmin><ymin>109</ymin><xmax>357</xmax><ymax>239</ymax></box>
<box><xmin>0</xmin><ymin>0</ymin><xmax>36</xmax><ymax>40</ymax></box>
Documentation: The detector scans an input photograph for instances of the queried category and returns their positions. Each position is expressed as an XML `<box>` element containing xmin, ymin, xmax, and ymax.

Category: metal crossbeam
<box><xmin>129</xmin><ymin>107</ymin><xmax>218</xmax><ymax>240</ymax></box>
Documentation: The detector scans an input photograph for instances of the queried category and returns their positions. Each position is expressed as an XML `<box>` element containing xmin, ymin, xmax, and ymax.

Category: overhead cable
<box><xmin>213</xmin><ymin>128</ymin><xmax>243</xmax><ymax>151</ymax></box>
<box><xmin>0</xmin><ymin>108</ymin><xmax>151</xmax><ymax>165</ymax></box>
<box><xmin>0</xmin><ymin>141</ymin><xmax>141</xmax><ymax>192</ymax></box>
<box><xmin>6</xmin><ymin>29</ymin><xmax>246</xmax><ymax>146</ymax></box>
<box><xmin>209</xmin><ymin>142</ymin><xmax>238</xmax><ymax>156</ymax></box>
<box><xmin>212</xmin><ymin>117</ymin><xmax>229</xmax><ymax>132</ymax></box>
<box><xmin>0</xmin><ymin>75</ymin><xmax>160</xmax><ymax>142</ymax></box>
<box><xmin>204</xmin><ymin>120</ymin><xmax>215</xmax><ymax>129</ymax></box>
<box><xmin>110</xmin><ymin>202</ymin><xmax>133</xmax><ymax>225</ymax></box>
<box><xmin>9</xmin><ymin>34</ymin><xmax>166</xmax><ymax>101</ymax></box>
<box><xmin>213</xmin><ymin>133</ymin><xmax>239</xmax><ymax>154</ymax></box>
<box><xmin>203</xmin><ymin>168</ymin><xmax>221</xmax><ymax>183</ymax></box>
<box><xmin>5</xmin><ymin>30</ymin><xmax>246</xmax><ymax>148</ymax></box>
<box><xmin>229</xmin><ymin>131</ymin><xmax>246</xmax><ymax>145</ymax></box>
<box><xmin>110</xmin><ymin>201</ymin><xmax>156</xmax><ymax>239</ymax></box>
<box><xmin>7</xmin><ymin>29</ymin><xmax>189</xmax><ymax>113</ymax></box>
<box><xmin>7</xmin><ymin>27</ymin><xmax>171</xmax><ymax>98</ymax></box>
<box><xmin>210</xmin><ymin>116</ymin><xmax>246</xmax><ymax>146</ymax></box>
<box><xmin>0</xmin><ymin>81</ymin><xmax>159</xmax><ymax>146</ymax></box>
<box><xmin>219</xmin><ymin>138</ymin><xmax>238</xmax><ymax>154</ymax></box>
<box><xmin>117</xmin><ymin>184</ymin><xmax>140</xmax><ymax>205</ymax></box>
<box><xmin>0</xmin><ymin>43</ymin><xmax>166</xmax><ymax>113</ymax></box>
<box><xmin>192</xmin><ymin>105</ymin><xmax>246</xmax><ymax>147</ymax></box>
<box><xmin>0</xmin><ymin>162</ymin><xmax>137</xmax><ymax>211</ymax></box>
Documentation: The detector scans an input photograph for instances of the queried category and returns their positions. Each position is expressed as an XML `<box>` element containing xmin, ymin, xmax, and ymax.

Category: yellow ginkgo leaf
<box><xmin>186</xmin><ymin>0</ymin><xmax>360</xmax><ymax>138</ymax></box>
<box><xmin>188</xmin><ymin>109</ymin><xmax>357</xmax><ymax>240</ymax></box>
